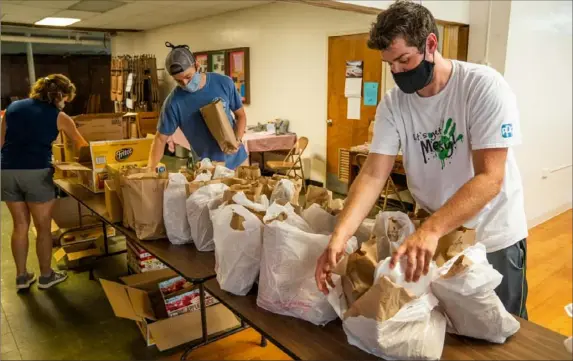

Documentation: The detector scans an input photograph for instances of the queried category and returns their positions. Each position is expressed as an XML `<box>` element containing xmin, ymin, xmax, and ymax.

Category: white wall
<box><xmin>336</xmin><ymin>0</ymin><xmax>470</xmax><ymax>24</ymax></box>
<box><xmin>467</xmin><ymin>0</ymin><xmax>512</xmax><ymax>74</ymax></box>
<box><xmin>504</xmin><ymin>0</ymin><xmax>573</xmax><ymax>227</ymax></box>
<box><xmin>112</xmin><ymin>2</ymin><xmax>378</xmax><ymax>183</ymax></box>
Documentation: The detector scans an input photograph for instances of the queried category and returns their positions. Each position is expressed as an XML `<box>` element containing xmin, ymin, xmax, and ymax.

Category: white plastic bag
<box><xmin>257</xmin><ymin>209</ymin><xmax>335</xmax><ymax>325</ymax></box>
<box><xmin>212</xmin><ymin>204</ymin><xmax>263</xmax><ymax>295</ymax></box>
<box><xmin>270</xmin><ymin>179</ymin><xmax>296</xmax><ymax>204</ymax></box>
<box><xmin>263</xmin><ymin>202</ymin><xmax>312</xmax><ymax>233</ymax></box>
<box><xmin>233</xmin><ymin>192</ymin><xmax>270</xmax><ymax>213</ymax></box>
<box><xmin>565</xmin><ymin>304</ymin><xmax>572</xmax><ymax>353</ymax></box>
<box><xmin>213</xmin><ymin>165</ymin><xmax>235</xmax><ymax>179</ymax></box>
<box><xmin>163</xmin><ymin>173</ymin><xmax>192</xmax><ymax>245</ymax></box>
<box><xmin>375</xmin><ymin>256</ymin><xmax>436</xmax><ymax>298</ymax></box>
<box><xmin>431</xmin><ymin>243</ymin><xmax>520</xmax><ymax>344</ymax></box>
<box><xmin>186</xmin><ymin>183</ymin><xmax>229</xmax><ymax>251</ymax></box>
<box><xmin>355</xmin><ymin>218</ymin><xmax>375</xmax><ymax>246</ymax></box>
<box><xmin>193</xmin><ymin>170</ymin><xmax>212</xmax><ymax>182</ymax></box>
<box><xmin>328</xmin><ymin>257</ymin><xmax>446</xmax><ymax>361</ymax></box>
<box><xmin>372</xmin><ymin>211</ymin><xmax>416</xmax><ymax>260</ymax></box>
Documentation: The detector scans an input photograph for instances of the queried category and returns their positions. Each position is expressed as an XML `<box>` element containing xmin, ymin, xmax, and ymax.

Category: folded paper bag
<box><xmin>344</xmin><ymin>275</ymin><xmax>415</xmax><ymax>321</ymax></box>
<box><xmin>199</xmin><ymin>100</ymin><xmax>240</xmax><ymax>154</ymax></box>
<box><xmin>333</xmin><ymin>236</ymin><xmax>379</xmax><ymax>306</ymax></box>
<box><xmin>433</xmin><ymin>227</ymin><xmax>476</xmax><ymax>267</ymax></box>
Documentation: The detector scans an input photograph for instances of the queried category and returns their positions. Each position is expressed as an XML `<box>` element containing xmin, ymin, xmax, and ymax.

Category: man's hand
<box><xmin>389</xmin><ymin>228</ymin><xmax>440</xmax><ymax>282</ymax></box>
<box><xmin>315</xmin><ymin>237</ymin><xmax>347</xmax><ymax>295</ymax></box>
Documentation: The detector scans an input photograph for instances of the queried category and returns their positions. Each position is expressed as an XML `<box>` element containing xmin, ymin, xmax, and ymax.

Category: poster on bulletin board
<box><xmin>195</xmin><ymin>53</ymin><xmax>208</xmax><ymax>73</ymax></box>
<box><xmin>209</xmin><ymin>52</ymin><xmax>226</xmax><ymax>75</ymax></box>
<box><xmin>229</xmin><ymin>48</ymin><xmax>250</xmax><ymax>104</ymax></box>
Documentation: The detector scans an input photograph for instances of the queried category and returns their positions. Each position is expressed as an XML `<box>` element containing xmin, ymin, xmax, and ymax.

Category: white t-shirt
<box><xmin>370</xmin><ymin>60</ymin><xmax>528</xmax><ymax>253</ymax></box>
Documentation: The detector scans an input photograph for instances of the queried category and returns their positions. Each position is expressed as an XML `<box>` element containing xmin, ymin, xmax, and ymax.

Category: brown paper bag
<box><xmin>442</xmin><ymin>255</ymin><xmax>474</xmax><ymax>280</ymax></box>
<box><xmin>236</xmin><ymin>166</ymin><xmax>262</xmax><ymax>180</ymax></box>
<box><xmin>344</xmin><ymin>276</ymin><xmax>415</xmax><ymax>321</ymax></box>
<box><xmin>199</xmin><ymin>99</ymin><xmax>240</xmax><ymax>154</ymax></box>
<box><xmin>333</xmin><ymin>236</ymin><xmax>379</xmax><ymax>306</ymax></box>
<box><xmin>305</xmin><ymin>185</ymin><xmax>332</xmax><ymax>209</ymax></box>
<box><xmin>119</xmin><ymin>167</ymin><xmax>148</xmax><ymax>228</ymax></box>
<box><xmin>121</xmin><ymin>172</ymin><xmax>168</xmax><ymax>240</ymax></box>
<box><xmin>433</xmin><ymin>227</ymin><xmax>476</xmax><ymax>267</ymax></box>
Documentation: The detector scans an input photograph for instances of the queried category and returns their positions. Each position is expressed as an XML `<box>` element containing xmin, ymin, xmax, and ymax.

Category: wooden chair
<box><xmin>265</xmin><ymin>137</ymin><xmax>309</xmax><ymax>192</ymax></box>
<box><xmin>355</xmin><ymin>153</ymin><xmax>408</xmax><ymax>212</ymax></box>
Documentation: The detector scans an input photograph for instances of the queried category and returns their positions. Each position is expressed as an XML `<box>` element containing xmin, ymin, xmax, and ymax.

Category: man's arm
<box><xmin>147</xmin><ymin>132</ymin><xmax>169</xmax><ymax>170</ymax></box>
<box><xmin>233</xmin><ymin>107</ymin><xmax>247</xmax><ymax>141</ymax></box>
<box><xmin>391</xmin><ymin>147</ymin><xmax>508</xmax><ymax>282</ymax></box>
<box><xmin>316</xmin><ymin>153</ymin><xmax>395</xmax><ymax>293</ymax></box>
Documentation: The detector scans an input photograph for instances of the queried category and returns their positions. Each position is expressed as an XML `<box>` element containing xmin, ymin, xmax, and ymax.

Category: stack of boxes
<box><xmin>127</xmin><ymin>240</ymin><xmax>167</xmax><ymax>273</ymax></box>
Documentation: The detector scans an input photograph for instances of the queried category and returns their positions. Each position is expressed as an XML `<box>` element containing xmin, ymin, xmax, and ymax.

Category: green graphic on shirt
<box><xmin>416</xmin><ymin>118</ymin><xmax>464</xmax><ymax>169</ymax></box>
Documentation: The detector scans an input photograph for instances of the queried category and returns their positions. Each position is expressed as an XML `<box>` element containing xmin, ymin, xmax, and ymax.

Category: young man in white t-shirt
<box><xmin>315</xmin><ymin>1</ymin><xmax>528</xmax><ymax>319</ymax></box>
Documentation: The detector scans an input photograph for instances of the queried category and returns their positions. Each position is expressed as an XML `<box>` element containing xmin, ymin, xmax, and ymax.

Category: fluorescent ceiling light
<box><xmin>35</xmin><ymin>17</ymin><xmax>81</xmax><ymax>27</ymax></box>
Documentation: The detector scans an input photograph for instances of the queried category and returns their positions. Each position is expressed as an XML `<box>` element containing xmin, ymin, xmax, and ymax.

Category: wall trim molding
<box><xmin>527</xmin><ymin>202</ymin><xmax>572</xmax><ymax>229</ymax></box>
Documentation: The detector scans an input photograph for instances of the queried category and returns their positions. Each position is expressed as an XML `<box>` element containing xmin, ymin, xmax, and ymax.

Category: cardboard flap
<box><xmin>53</xmin><ymin>248</ymin><xmax>67</xmax><ymax>262</ymax></box>
<box><xmin>148</xmin><ymin>304</ymin><xmax>239</xmax><ymax>351</ymax></box>
<box><xmin>127</xmin><ymin>287</ymin><xmax>157</xmax><ymax>321</ymax></box>
<box><xmin>120</xmin><ymin>268</ymin><xmax>177</xmax><ymax>287</ymax></box>
<box><xmin>67</xmin><ymin>248</ymin><xmax>100</xmax><ymax>261</ymax></box>
<box><xmin>54</xmin><ymin>162</ymin><xmax>91</xmax><ymax>171</ymax></box>
<box><xmin>100</xmin><ymin>279</ymin><xmax>142</xmax><ymax>322</ymax></box>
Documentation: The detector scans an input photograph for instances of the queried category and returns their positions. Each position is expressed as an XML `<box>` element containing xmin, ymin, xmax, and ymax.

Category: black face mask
<box><xmin>391</xmin><ymin>51</ymin><xmax>435</xmax><ymax>94</ymax></box>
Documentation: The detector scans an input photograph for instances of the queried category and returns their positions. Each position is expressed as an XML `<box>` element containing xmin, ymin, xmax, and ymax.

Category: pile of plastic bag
<box><xmin>324</xmin><ymin>210</ymin><xmax>521</xmax><ymax>360</ymax></box>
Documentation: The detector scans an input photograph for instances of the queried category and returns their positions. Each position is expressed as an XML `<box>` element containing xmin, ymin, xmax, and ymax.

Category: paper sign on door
<box><xmin>364</xmin><ymin>82</ymin><xmax>379</xmax><ymax>106</ymax></box>
<box><xmin>347</xmin><ymin>97</ymin><xmax>361</xmax><ymax>120</ymax></box>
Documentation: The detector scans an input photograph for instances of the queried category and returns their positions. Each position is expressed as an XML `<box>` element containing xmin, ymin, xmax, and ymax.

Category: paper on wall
<box><xmin>347</xmin><ymin>97</ymin><xmax>361</xmax><ymax>120</ymax></box>
<box><xmin>364</xmin><ymin>82</ymin><xmax>379</xmax><ymax>106</ymax></box>
<box><xmin>125</xmin><ymin>73</ymin><xmax>133</xmax><ymax>92</ymax></box>
<box><xmin>126</xmin><ymin>98</ymin><xmax>134</xmax><ymax>110</ymax></box>
<box><xmin>344</xmin><ymin>78</ymin><xmax>362</xmax><ymax>98</ymax></box>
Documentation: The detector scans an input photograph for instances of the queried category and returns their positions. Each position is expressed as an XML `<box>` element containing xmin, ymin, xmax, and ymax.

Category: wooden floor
<box><xmin>169</xmin><ymin>210</ymin><xmax>573</xmax><ymax>361</ymax></box>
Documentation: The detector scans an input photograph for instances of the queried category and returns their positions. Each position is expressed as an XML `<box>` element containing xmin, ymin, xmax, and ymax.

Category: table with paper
<box><xmin>54</xmin><ymin>173</ymin><xmax>571</xmax><ymax>360</ymax></box>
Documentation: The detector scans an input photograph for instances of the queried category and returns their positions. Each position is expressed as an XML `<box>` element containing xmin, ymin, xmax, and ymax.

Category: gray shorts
<box><xmin>1</xmin><ymin>168</ymin><xmax>56</xmax><ymax>203</ymax></box>
<box><xmin>487</xmin><ymin>238</ymin><xmax>528</xmax><ymax>319</ymax></box>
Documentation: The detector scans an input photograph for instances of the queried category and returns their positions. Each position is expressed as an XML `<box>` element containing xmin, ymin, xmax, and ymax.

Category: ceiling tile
<box><xmin>69</xmin><ymin>0</ymin><xmax>126</xmax><ymax>13</ymax></box>
<box><xmin>18</xmin><ymin>1</ymin><xmax>80</xmax><ymax>9</ymax></box>
<box><xmin>1</xmin><ymin>4</ymin><xmax>59</xmax><ymax>23</ymax></box>
<box><xmin>53</xmin><ymin>9</ymin><xmax>99</xmax><ymax>20</ymax></box>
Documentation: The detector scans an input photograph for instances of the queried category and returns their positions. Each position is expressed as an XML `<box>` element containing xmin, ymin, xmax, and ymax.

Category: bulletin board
<box><xmin>190</xmin><ymin>47</ymin><xmax>251</xmax><ymax>104</ymax></box>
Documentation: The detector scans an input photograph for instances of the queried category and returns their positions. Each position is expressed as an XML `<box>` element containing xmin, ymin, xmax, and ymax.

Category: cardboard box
<box><xmin>127</xmin><ymin>241</ymin><xmax>167</xmax><ymax>273</ymax></box>
<box><xmin>62</xmin><ymin>113</ymin><xmax>125</xmax><ymax>162</ymax></box>
<box><xmin>53</xmin><ymin>230</ymin><xmax>110</xmax><ymax>268</ymax></box>
<box><xmin>158</xmin><ymin>276</ymin><xmax>219</xmax><ymax>318</ymax></box>
<box><xmin>100</xmin><ymin>270</ymin><xmax>241</xmax><ymax>350</ymax></box>
<box><xmin>52</xmin><ymin>196</ymin><xmax>100</xmax><ymax>229</ymax></box>
<box><xmin>52</xmin><ymin>143</ymin><xmax>66</xmax><ymax>179</ymax></box>
<box><xmin>55</xmin><ymin>138</ymin><xmax>154</xmax><ymax>193</ymax></box>
<box><xmin>104</xmin><ymin>180</ymin><xmax>123</xmax><ymax>223</ymax></box>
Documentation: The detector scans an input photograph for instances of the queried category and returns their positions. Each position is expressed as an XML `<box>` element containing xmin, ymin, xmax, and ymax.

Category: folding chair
<box><xmin>355</xmin><ymin>153</ymin><xmax>408</xmax><ymax>212</ymax></box>
<box><xmin>265</xmin><ymin>137</ymin><xmax>309</xmax><ymax>192</ymax></box>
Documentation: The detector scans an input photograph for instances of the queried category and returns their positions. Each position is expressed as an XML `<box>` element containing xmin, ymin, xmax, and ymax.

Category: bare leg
<box><xmin>6</xmin><ymin>202</ymin><xmax>31</xmax><ymax>276</ymax></box>
<box><xmin>28</xmin><ymin>200</ymin><xmax>56</xmax><ymax>277</ymax></box>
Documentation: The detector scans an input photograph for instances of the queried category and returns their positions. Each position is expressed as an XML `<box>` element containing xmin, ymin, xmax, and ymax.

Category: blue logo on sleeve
<box><xmin>501</xmin><ymin>124</ymin><xmax>513</xmax><ymax>138</ymax></box>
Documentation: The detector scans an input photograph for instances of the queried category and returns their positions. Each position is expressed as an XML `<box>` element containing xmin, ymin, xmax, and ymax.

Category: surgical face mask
<box><xmin>183</xmin><ymin>70</ymin><xmax>202</xmax><ymax>92</ymax></box>
<box><xmin>391</xmin><ymin>50</ymin><xmax>435</xmax><ymax>94</ymax></box>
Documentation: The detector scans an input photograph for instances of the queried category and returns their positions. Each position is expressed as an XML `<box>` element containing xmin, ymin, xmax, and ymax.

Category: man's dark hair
<box><xmin>367</xmin><ymin>0</ymin><xmax>439</xmax><ymax>52</ymax></box>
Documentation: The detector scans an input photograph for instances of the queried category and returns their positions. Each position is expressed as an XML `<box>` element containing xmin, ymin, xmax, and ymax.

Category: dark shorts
<box><xmin>1</xmin><ymin>168</ymin><xmax>56</xmax><ymax>203</ymax></box>
<box><xmin>487</xmin><ymin>239</ymin><xmax>528</xmax><ymax>320</ymax></box>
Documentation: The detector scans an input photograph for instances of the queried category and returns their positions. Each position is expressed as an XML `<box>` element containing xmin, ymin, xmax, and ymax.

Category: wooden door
<box><xmin>326</xmin><ymin>33</ymin><xmax>383</xmax><ymax>193</ymax></box>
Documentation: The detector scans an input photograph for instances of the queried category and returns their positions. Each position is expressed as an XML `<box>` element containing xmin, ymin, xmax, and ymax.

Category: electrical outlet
<box><xmin>542</xmin><ymin>168</ymin><xmax>550</xmax><ymax>179</ymax></box>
